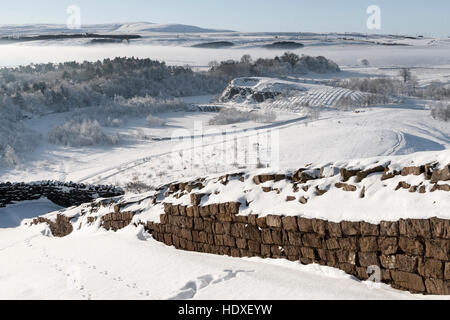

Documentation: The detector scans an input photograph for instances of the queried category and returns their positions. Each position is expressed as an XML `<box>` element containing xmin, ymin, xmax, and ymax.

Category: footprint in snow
<box><xmin>169</xmin><ymin>270</ymin><xmax>253</xmax><ymax>300</ymax></box>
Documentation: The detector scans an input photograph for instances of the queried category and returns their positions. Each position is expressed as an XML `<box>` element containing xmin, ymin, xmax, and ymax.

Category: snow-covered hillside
<box><xmin>0</xmin><ymin>22</ymin><xmax>232</xmax><ymax>37</ymax></box>
<box><xmin>220</xmin><ymin>77</ymin><xmax>366</xmax><ymax>107</ymax></box>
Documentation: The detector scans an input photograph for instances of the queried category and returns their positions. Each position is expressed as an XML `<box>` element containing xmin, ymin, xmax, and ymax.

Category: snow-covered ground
<box><xmin>0</xmin><ymin>24</ymin><xmax>449</xmax><ymax>300</ymax></box>
<box><xmin>1</xmin><ymin>98</ymin><xmax>447</xmax><ymax>188</ymax></box>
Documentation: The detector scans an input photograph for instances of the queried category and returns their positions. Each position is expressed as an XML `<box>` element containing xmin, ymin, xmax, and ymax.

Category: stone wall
<box><xmin>145</xmin><ymin>202</ymin><xmax>450</xmax><ymax>295</ymax></box>
<box><xmin>0</xmin><ymin>181</ymin><xmax>124</xmax><ymax>208</ymax></box>
<box><xmin>33</xmin><ymin>215</ymin><xmax>74</xmax><ymax>237</ymax></box>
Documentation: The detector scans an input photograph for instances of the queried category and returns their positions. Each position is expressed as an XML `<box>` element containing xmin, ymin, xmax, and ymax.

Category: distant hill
<box><xmin>115</xmin><ymin>22</ymin><xmax>234</xmax><ymax>33</ymax></box>
<box><xmin>0</xmin><ymin>22</ymin><xmax>235</xmax><ymax>37</ymax></box>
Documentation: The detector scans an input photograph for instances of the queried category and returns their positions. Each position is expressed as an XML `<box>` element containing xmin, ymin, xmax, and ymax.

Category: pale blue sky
<box><xmin>1</xmin><ymin>0</ymin><xmax>448</xmax><ymax>36</ymax></box>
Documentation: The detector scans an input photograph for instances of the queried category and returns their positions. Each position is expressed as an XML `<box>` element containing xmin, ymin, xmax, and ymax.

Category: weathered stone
<box><xmin>271</xmin><ymin>245</ymin><xmax>285</xmax><ymax>257</ymax></box>
<box><xmin>186</xmin><ymin>206</ymin><xmax>194</xmax><ymax>217</ymax></box>
<box><xmin>286</xmin><ymin>196</ymin><xmax>296</xmax><ymax>202</ymax></box>
<box><xmin>311</xmin><ymin>219</ymin><xmax>326</xmax><ymax>236</ymax></box>
<box><xmin>300</xmin><ymin>247</ymin><xmax>316</xmax><ymax>260</ymax></box>
<box><xmin>302</xmin><ymin>233</ymin><xmax>323</xmax><ymax>248</ymax></box>
<box><xmin>391</xmin><ymin>271</ymin><xmax>425</xmax><ymax>293</ymax></box>
<box><xmin>382</xmin><ymin>270</ymin><xmax>392</xmax><ymax>283</ymax></box>
<box><xmin>380</xmin><ymin>255</ymin><xmax>397</xmax><ymax>269</ymax></box>
<box><xmin>282</xmin><ymin>216</ymin><xmax>298</xmax><ymax>231</ymax></box>
<box><xmin>233</xmin><ymin>215</ymin><xmax>247</xmax><ymax>223</ymax></box>
<box><xmin>214</xmin><ymin>222</ymin><xmax>231</xmax><ymax>235</ymax></box>
<box><xmin>271</xmin><ymin>230</ymin><xmax>282</xmax><ymax>245</ymax></box>
<box><xmin>190</xmin><ymin>193</ymin><xmax>205</xmax><ymax>206</ymax></box>
<box><xmin>360</xmin><ymin>222</ymin><xmax>380</xmax><ymax>236</ymax></box>
<box><xmin>256</xmin><ymin>217</ymin><xmax>267</xmax><ymax>229</ymax></box>
<box><xmin>245</xmin><ymin>225</ymin><xmax>261</xmax><ymax>242</ymax></box>
<box><xmin>293</xmin><ymin>169</ymin><xmax>317</xmax><ymax>183</ymax></box>
<box><xmin>446</xmin><ymin>263</ymin><xmax>450</xmax><ymax>280</ymax></box>
<box><xmin>335</xmin><ymin>183</ymin><xmax>357</xmax><ymax>192</ymax></box>
<box><xmin>248</xmin><ymin>240</ymin><xmax>260</xmax><ymax>253</ymax></box>
<box><xmin>297</xmin><ymin>217</ymin><xmax>313</xmax><ymax>233</ymax></box>
<box><xmin>430</xmin><ymin>184</ymin><xmax>450</xmax><ymax>192</ymax></box>
<box><xmin>231</xmin><ymin>223</ymin><xmax>246</xmax><ymax>238</ymax></box>
<box><xmin>424</xmin><ymin>278</ymin><xmax>449</xmax><ymax>295</ymax></box>
<box><xmin>200</xmin><ymin>206</ymin><xmax>211</xmax><ymax>217</ymax></box>
<box><xmin>395</xmin><ymin>181</ymin><xmax>411</xmax><ymax>191</ymax></box>
<box><xmin>226</xmin><ymin>202</ymin><xmax>240</xmax><ymax>215</ymax></box>
<box><xmin>358</xmin><ymin>252</ymin><xmax>379</xmax><ymax>267</ymax></box>
<box><xmin>339</xmin><ymin>263</ymin><xmax>356</xmax><ymax>276</ymax></box>
<box><xmin>425</xmin><ymin>239</ymin><xmax>449</xmax><ymax>260</ymax></box>
<box><xmin>356</xmin><ymin>267</ymin><xmax>370</xmax><ymax>280</ymax></box>
<box><xmin>419</xmin><ymin>259</ymin><xmax>443</xmax><ymax>279</ymax></box>
<box><xmin>340</xmin><ymin>168</ymin><xmax>360</xmax><ymax>182</ymax></box>
<box><xmin>261</xmin><ymin>229</ymin><xmax>273</xmax><ymax>244</ymax></box>
<box><xmin>401</xmin><ymin>166</ymin><xmax>424</xmax><ymax>177</ymax></box>
<box><xmin>288</xmin><ymin>232</ymin><xmax>302</xmax><ymax>246</ymax></box>
<box><xmin>180</xmin><ymin>228</ymin><xmax>193</xmax><ymax>241</ymax></box>
<box><xmin>378</xmin><ymin>237</ymin><xmax>398</xmax><ymax>255</ymax></box>
<box><xmin>315</xmin><ymin>186</ymin><xmax>328</xmax><ymax>196</ymax></box>
<box><xmin>261</xmin><ymin>244</ymin><xmax>271</xmax><ymax>257</ymax></box>
<box><xmin>327</xmin><ymin>222</ymin><xmax>342</xmax><ymax>237</ymax></box>
<box><xmin>399</xmin><ymin>219</ymin><xmax>431</xmax><ymax>238</ymax></box>
<box><xmin>253</xmin><ymin>174</ymin><xmax>276</xmax><ymax>185</ymax></box>
<box><xmin>209</xmin><ymin>204</ymin><xmax>219</xmax><ymax>215</ymax></box>
<box><xmin>430</xmin><ymin>164</ymin><xmax>450</xmax><ymax>183</ymax></box>
<box><xmin>284</xmin><ymin>246</ymin><xmax>300</xmax><ymax>259</ymax></box>
<box><xmin>326</xmin><ymin>238</ymin><xmax>340</xmax><ymax>250</ymax></box>
<box><xmin>430</xmin><ymin>218</ymin><xmax>450</xmax><ymax>239</ymax></box>
<box><xmin>236</xmin><ymin>238</ymin><xmax>247</xmax><ymax>249</ymax></box>
<box><xmin>336</xmin><ymin>250</ymin><xmax>356</xmax><ymax>265</ymax></box>
<box><xmin>399</xmin><ymin>237</ymin><xmax>424</xmax><ymax>255</ymax></box>
<box><xmin>339</xmin><ymin>237</ymin><xmax>358</xmax><ymax>251</ymax></box>
<box><xmin>230</xmin><ymin>248</ymin><xmax>241</xmax><ymax>258</ymax></box>
<box><xmin>359</xmin><ymin>237</ymin><xmax>379</xmax><ymax>252</ymax></box>
<box><xmin>396</xmin><ymin>255</ymin><xmax>418</xmax><ymax>273</ymax></box>
<box><xmin>266</xmin><ymin>215</ymin><xmax>282</xmax><ymax>228</ymax></box>
<box><xmin>381</xmin><ymin>169</ymin><xmax>399</xmax><ymax>181</ymax></box>
<box><xmin>341</xmin><ymin>221</ymin><xmax>360</xmax><ymax>236</ymax></box>
<box><xmin>380</xmin><ymin>221</ymin><xmax>399</xmax><ymax>236</ymax></box>
<box><xmin>356</xmin><ymin>165</ymin><xmax>386</xmax><ymax>182</ymax></box>
<box><xmin>247</xmin><ymin>214</ymin><xmax>257</xmax><ymax>225</ymax></box>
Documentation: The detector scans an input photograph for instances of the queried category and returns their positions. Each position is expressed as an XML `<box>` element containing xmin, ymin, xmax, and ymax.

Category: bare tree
<box><xmin>240</xmin><ymin>54</ymin><xmax>252</xmax><ymax>65</ymax></box>
<box><xmin>399</xmin><ymin>68</ymin><xmax>412</xmax><ymax>83</ymax></box>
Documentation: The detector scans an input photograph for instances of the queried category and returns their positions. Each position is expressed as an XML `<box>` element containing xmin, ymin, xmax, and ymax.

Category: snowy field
<box><xmin>0</xmin><ymin>24</ymin><xmax>449</xmax><ymax>300</ymax></box>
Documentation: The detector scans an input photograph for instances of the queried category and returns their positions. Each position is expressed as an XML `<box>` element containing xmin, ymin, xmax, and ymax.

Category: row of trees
<box><xmin>208</xmin><ymin>52</ymin><xmax>340</xmax><ymax>78</ymax></box>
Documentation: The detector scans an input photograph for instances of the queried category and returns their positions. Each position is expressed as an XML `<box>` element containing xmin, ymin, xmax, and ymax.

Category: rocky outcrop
<box><xmin>220</xmin><ymin>86</ymin><xmax>281</xmax><ymax>103</ymax></box>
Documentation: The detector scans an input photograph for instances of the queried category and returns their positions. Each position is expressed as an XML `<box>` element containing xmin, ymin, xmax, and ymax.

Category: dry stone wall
<box><xmin>144</xmin><ymin>202</ymin><xmax>450</xmax><ymax>295</ymax></box>
<box><xmin>0</xmin><ymin>181</ymin><xmax>124</xmax><ymax>208</ymax></box>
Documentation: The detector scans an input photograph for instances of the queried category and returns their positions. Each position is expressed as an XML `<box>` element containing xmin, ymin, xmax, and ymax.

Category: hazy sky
<box><xmin>0</xmin><ymin>0</ymin><xmax>448</xmax><ymax>36</ymax></box>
